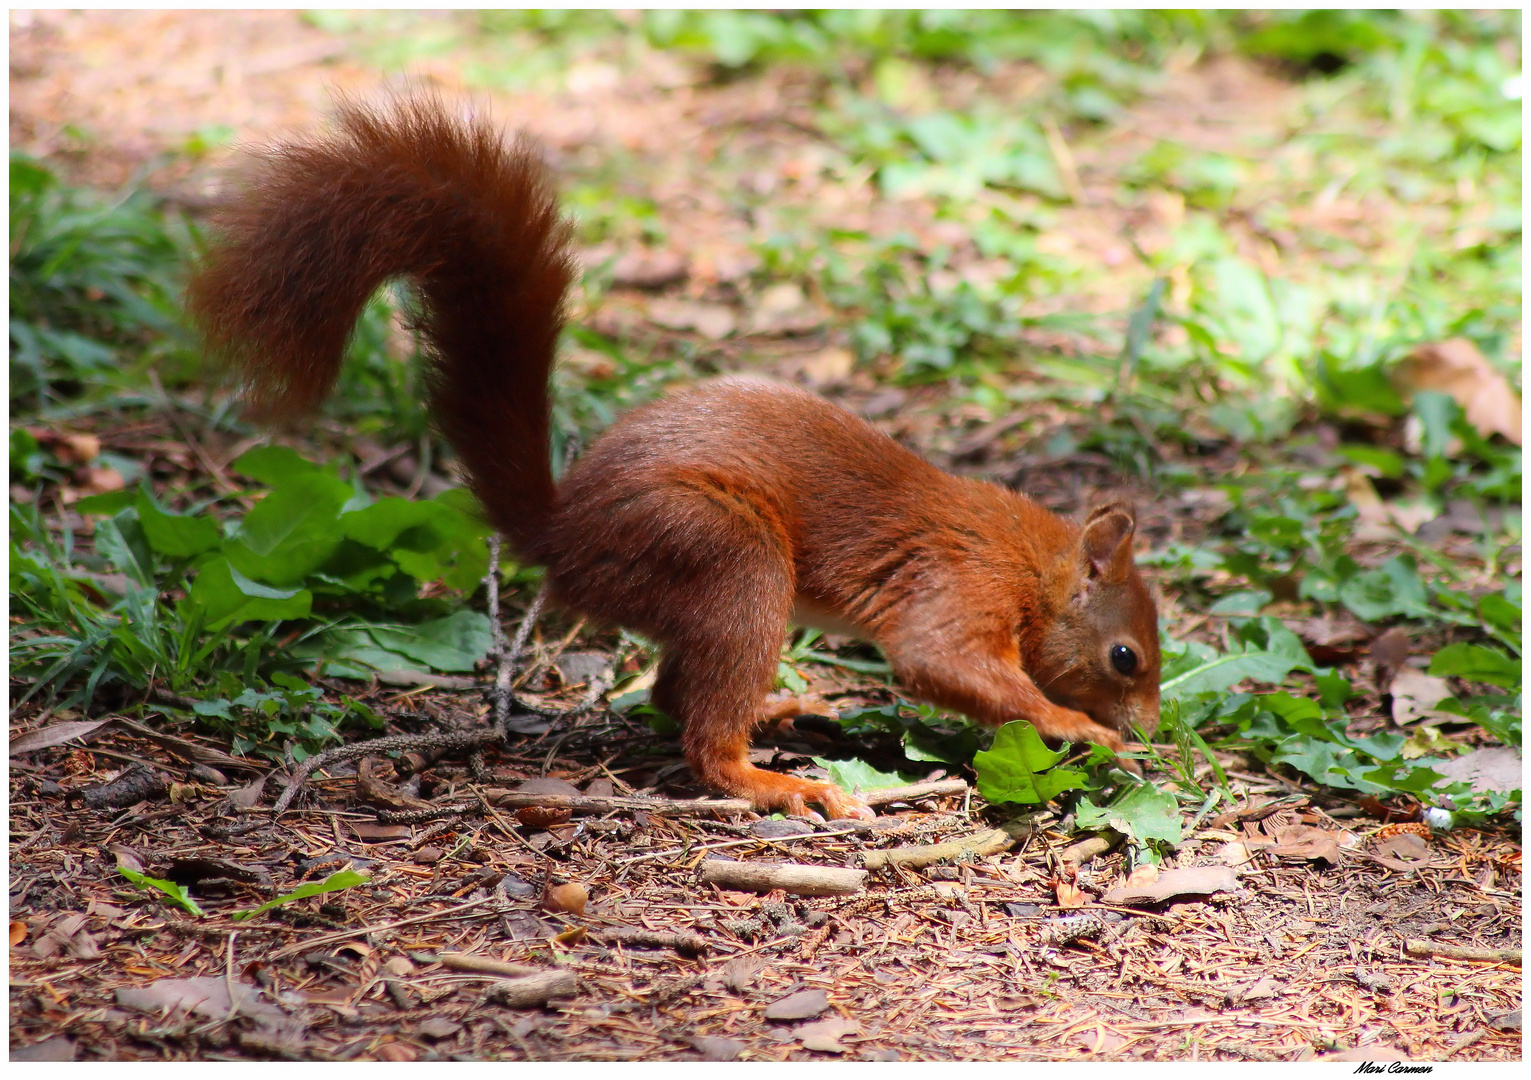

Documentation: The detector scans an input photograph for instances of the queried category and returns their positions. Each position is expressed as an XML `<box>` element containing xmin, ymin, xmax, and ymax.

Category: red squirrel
<box><xmin>187</xmin><ymin>96</ymin><xmax>1161</xmax><ymax>821</ymax></box>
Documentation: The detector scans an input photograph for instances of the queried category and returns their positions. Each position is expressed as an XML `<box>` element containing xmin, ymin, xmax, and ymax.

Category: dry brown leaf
<box><xmin>1054</xmin><ymin>881</ymin><xmax>1087</xmax><ymax>908</ymax></box>
<box><xmin>797</xmin><ymin>1017</ymin><xmax>859</xmax><ymax>1053</ymax></box>
<box><xmin>78</xmin><ymin>466</ymin><xmax>125</xmax><ymax>494</ymax></box>
<box><xmin>1432</xmin><ymin>746</ymin><xmax>1522</xmax><ymax>795</ymax></box>
<box><xmin>46</xmin><ymin>432</ymin><xmax>101</xmax><ymax>464</ymax></box>
<box><xmin>1388</xmin><ymin>669</ymin><xmax>1455</xmax><ymax>726</ymax></box>
<box><xmin>1340</xmin><ymin>466</ymin><xmax>1393</xmax><ymax>541</ymax></box>
<box><xmin>799</xmin><ymin>346</ymin><xmax>855</xmax><ymax>388</ymax></box>
<box><xmin>1394</xmin><ymin>338</ymin><xmax>1522</xmax><ymax>445</ymax></box>
<box><xmin>609</xmin><ymin>248</ymin><xmax>688</xmax><ymax>289</ymax></box>
<box><xmin>1101</xmin><ymin>865</ymin><xmax>1239</xmax><ymax>906</ymax></box>
<box><xmin>10</xmin><ymin>920</ymin><xmax>28</xmax><ymax>946</ymax></box>
<box><xmin>764</xmin><ymin>988</ymin><xmax>829</xmax><ymax>1021</ymax></box>
<box><xmin>1369</xmin><ymin>627</ymin><xmax>1411</xmax><ymax>674</ymax></box>
<box><xmin>647</xmin><ymin>298</ymin><xmax>736</xmax><ymax>339</ymax></box>
<box><xmin>744</xmin><ymin>282</ymin><xmax>824</xmax><ymax>336</ymax></box>
<box><xmin>1213</xmin><ymin>841</ymin><xmax>1252</xmax><ymax>866</ymax></box>
<box><xmin>9</xmin><ymin>718</ymin><xmax>114</xmax><ymax>754</ymax></box>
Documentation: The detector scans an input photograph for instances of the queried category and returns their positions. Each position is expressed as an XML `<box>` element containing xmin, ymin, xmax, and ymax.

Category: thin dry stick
<box><xmin>438</xmin><ymin>951</ymin><xmax>540</xmax><ymax>978</ymax></box>
<box><xmin>1404</xmin><ymin>940</ymin><xmax>1521</xmax><ymax>965</ymax></box>
<box><xmin>587</xmin><ymin>926</ymin><xmax>708</xmax><ymax>956</ymax></box>
<box><xmin>271</xmin><ymin>729</ymin><xmax>503</xmax><ymax>816</ymax></box>
<box><xmin>482</xmin><ymin>970</ymin><xmax>579</xmax><ymax>1007</ymax></box>
<box><xmin>485</xmin><ymin>535</ymin><xmax>504</xmax><ymax>659</ymax></box>
<box><xmin>493</xmin><ymin>579</ymin><xmax>549</xmax><ymax>735</ymax></box>
<box><xmin>861</xmin><ymin>778</ymin><xmax>969</xmax><ymax>806</ymax></box>
<box><xmin>698</xmin><ymin>860</ymin><xmax>868</xmax><ymax>896</ymax></box>
<box><xmin>862</xmin><ymin>815</ymin><xmax>1038</xmax><ymax>872</ymax></box>
<box><xmin>267</xmin><ymin>897</ymin><xmax>495</xmax><ymax>962</ymax></box>
<box><xmin>488</xmin><ymin>790</ymin><xmax>753</xmax><ymax>816</ymax></box>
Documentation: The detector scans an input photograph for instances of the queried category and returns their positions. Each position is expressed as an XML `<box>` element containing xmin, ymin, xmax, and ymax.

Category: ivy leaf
<box><xmin>972</xmin><ymin>721</ymin><xmax>1090</xmax><ymax>805</ymax></box>
<box><xmin>1074</xmin><ymin>783</ymin><xmax>1183</xmax><ymax>845</ymax></box>
<box><xmin>812</xmin><ymin>757</ymin><xmax>918</xmax><ymax>793</ymax></box>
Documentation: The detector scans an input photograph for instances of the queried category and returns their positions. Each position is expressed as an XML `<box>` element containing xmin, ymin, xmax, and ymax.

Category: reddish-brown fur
<box><xmin>188</xmin><ymin>95</ymin><xmax>1161</xmax><ymax>820</ymax></box>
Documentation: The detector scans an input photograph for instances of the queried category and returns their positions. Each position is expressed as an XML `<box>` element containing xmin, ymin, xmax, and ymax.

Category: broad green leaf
<box><xmin>812</xmin><ymin>757</ymin><xmax>918</xmax><ymax>793</ymax></box>
<box><xmin>1074</xmin><ymin>783</ymin><xmax>1183</xmax><ymax>845</ymax></box>
<box><xmin>75</xmin><ymin>489</ymin><xmax>137</xmax><ymax>516</ymax></box>
<box><xmin>119</xmin><ymin>867</ymin><xmax>205</xmax><ymax>917</ymax></box>
<box><xmin>228</xmin><ymin>472</ymin><xmax>352</xmax><ymax>583</ymax></box>
<box><xmin>186</xmin><ymin>558</ymin><xmax>311</xmax><ymax>631</ymax></box>
<box><xmin>1429</xmin><ymin>644</ymin><xmax>1521</xmax><ymax>690</ymax></box>
<box><xmin>134</xmin><ymin>489</ymin><xmax>221</xmax><ymax>559</ymax></box>
<box><xmin>365</xmin><ymin>609</ymin><xmax>492</xmax><ymax>673</ymax></box>
<box><xmin>972</xmin><ymin>721</ymin><xmax>1089</xmax><ymax>805</ymax></box>
<box><xmin>1160</xmin><ymin>627</ymin><xmax>1308</xmax><ymax>697</ymax></box>
<box><xmin>1476</xmin><ymin>592</ymin><xmax>1522</xmax><ymax>655</ymax></box>
<box><xmin>339</xmin><ymin>497</ymin><xmax>444</xmax><ymax>550</ymax></box>
<box><xmin>230</xmin><ymin>445</ymin><xmax>323</xmax><ymax>486</ymax></box>
<box><xmin>1338</xmin><ymin>556</ymin><xmax>1432</xmax><ymax>622</ymax></box>
<box><xmin>232</xmin><ymin>869</ymin><xmax>370</xmax><ymax>921</ymax></box>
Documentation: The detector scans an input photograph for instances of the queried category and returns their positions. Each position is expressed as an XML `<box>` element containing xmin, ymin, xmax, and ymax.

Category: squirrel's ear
<box><xmin>1080</xmin><ymin>503</ymin><xmax>1136</xmax><ymax>581</ymax></box>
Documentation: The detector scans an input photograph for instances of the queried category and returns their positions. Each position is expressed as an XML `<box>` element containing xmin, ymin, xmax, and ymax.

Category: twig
<box><xmin>486</xmin><ymin>789</ymin><xmax>753</xmax><ymax>816</ymax></box>
<box><xmin>862</xmin><ymin>815</ymin><xmax>1038</xmax><ymax>872</ymax></box>
<box><xmin>376</xmin><ymin>800</ymin><xmax>485</xmax><ymax>825</ymax></box>
<box><xmin>271</xmin><ymin>729</ymin><xmax>504</xmax><ymax>816</ymax></box>
<box><xmin>147</xmin><ymin>370</ymin><xmax>242</xmax><ymax>497</ymax></box>
<box><xmin>860</xmin><ymin>778</ymin><xmax>969</xmax><ymax>806</ymax></box>
<box><xmin>492</xmin><ymin>577</ymin><xmax>549</xmax><ymax>736</ymax></box>
<box><xmin>1405</xmin><ymin>940</ymin><xmax>1521</xmax><ymax>965</ymax></box>
<box><xmin>438</xmin><ymin>951</ymin><xmax>539</xmax><ymax>978</ymax></box>
<box><xmin>588</xmin><ymin>926</ymin><xmax>708</xmax><ymax>956</ymax></box>
<box><xmin>1060</xmin><ymin>830</ymin><xmax>1122</xmax><ymax>867</ymax></box>
<box><xmin>1042</xmin><ymin>115</ymin><xmax>1087</xmax><ymax>205</ymax></box>
<box><xmin>698</xmin><ymin>859</ymin><xmax>868</xmax><ymax>896</ymax></box>
<box><xmin>266</xmin><ymin>897</ymin><xmax>495</xmax><ymax>961</ymax></box>
<box><xmin>482</xmin><ymin>970</ymin><xmax>579</xmax><ymax>1007</ymax></box>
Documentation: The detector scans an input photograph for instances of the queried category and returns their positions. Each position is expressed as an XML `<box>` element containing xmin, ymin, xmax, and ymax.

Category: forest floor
<box><xmin>9</xmin><ymin>10</ymin><xmax>1522</xmax><ymax>1063</ymax></box>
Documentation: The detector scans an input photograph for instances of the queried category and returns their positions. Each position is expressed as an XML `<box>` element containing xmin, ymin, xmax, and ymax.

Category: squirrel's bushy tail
<box><xmin>186</xmin><ymin>93</ymin><xmax>574</xmax><ymax>552</ymax></box>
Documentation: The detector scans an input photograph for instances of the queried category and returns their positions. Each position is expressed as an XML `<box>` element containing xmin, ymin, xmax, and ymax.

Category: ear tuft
<box><xmin>1081</xmin><ymin>503</ymin><xmax>1135</xmax><ymax>579</ymax></box>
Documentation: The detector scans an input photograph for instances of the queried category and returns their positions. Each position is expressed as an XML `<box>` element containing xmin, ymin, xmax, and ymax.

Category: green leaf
<box><xmin>339</xmin><ymin>497</ymin><xmax>444</xmax><ymax>550</ymax></box>
<box><xmin>1476</xmin><ymin>591</ymin><xmax>1522</xmax><ymax>655</ymax></box>
<box><xmin>365</xmin><ymin>610</ymin><xmax>492</xmax><ymax>673</ymax></box>
<box><xmin>74</xmin><ymin>489</ymin><xmax>137</xmax><ymax>516</ymax></box>
<box><xmin>972</xmin><ymin>721</ymin><xmax>1089</xmax><ymax>805</ymax></box>
<box><xmin>1429</xmin><ymin>643</ymin><xmax>1521</xmax><ymax>690</ymax></box>
<box><xmin>1338</xmin><ymin>556</ymin><xmax>1432</xmax><ymax>622</ymax></box>
<box><xmin>812</xmin><ymin>757</ymin><xmax>918</xmax><ymax>793</ymax></box>
<box><xmin>1159</xmin><ymin>626</ymin><xmax>1308</xmax><ymax>697</ymax></box>
<box><xmin>92</xmin><ymin>510</ymin><xmax>156</xmax><ymax>588</ymax></box>
<box><xmin>230</xmin><ymin>445</ymin><xmax>324</xmax><ymax>486</ymax></box>
<box><xmin>186</xmin><ymin>558</ymin><xmax>311</xmax><ymax>631</ymax></box>
<box><xmin>118</xmin><ymin>867</ymin><xmax>205</xmax><ymax>917</ymax></box>
<box><xmin>232</xmin><ymin>869</ymin><xmax>370</xmax><ymax>921</ymax></box>
<box><xmin>134</xmin><ymin>489</ymin><xmax>221</xmax><ymax>559</ymax></box>
<box><xmin>1074</xmin><ymin>783</ymin><xmax>1183</xmax><ymax>845</ymax></box>
<box><xmin>228</xmin><ymin>471</ymin><xmax>352</xmax><ymax>583</ymax></box>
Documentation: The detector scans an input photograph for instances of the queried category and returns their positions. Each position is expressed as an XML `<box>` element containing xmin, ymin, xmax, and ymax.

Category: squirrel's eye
<box><xmin>1110</xmin><ymin>644</ymin><xmax>1137</xmax><ymax>676</ymax></box>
